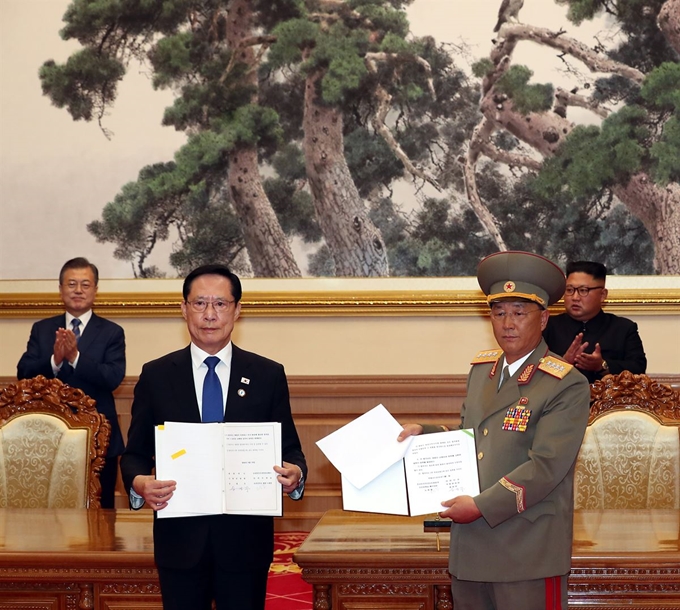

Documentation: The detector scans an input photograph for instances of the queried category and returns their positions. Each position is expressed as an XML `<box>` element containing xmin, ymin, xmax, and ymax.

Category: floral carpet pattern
<box><xmin>267</xmin><ymin>532</ymin><xmax>312</xmax><ymax>609</ymax></box>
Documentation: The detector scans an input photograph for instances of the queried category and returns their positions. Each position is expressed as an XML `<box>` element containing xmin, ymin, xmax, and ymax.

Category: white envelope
<box><xmin>316</xmin><ymin>404</ymin><xmax>413</xmax><ymax>489</ymax></box>
<box><xmin>341</xmin><ymin>461</ymin><xmax>409</xmax><ymax>515</ymax></box>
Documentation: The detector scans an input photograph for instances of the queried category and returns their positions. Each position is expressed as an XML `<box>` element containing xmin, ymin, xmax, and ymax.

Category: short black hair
<box><xmin>566</xmin><ymin>261</ymin><xmax>607</xmax><ymax>281</ymax></box>
<box><xmin>182</xmin><ymin>264</ymin><xmax>242</xmax><ymax>303</ymax></box>
<box><xmin>59</xmin><ymin>257</ymin><xmax>99</xmax><ymax>285</ymax></box>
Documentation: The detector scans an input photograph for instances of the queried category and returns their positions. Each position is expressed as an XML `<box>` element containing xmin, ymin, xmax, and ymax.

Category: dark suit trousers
<box><xmin>158</xmin><ymin>558</ymin><xmax>268</xmax><ymax>610</ymax></box>
<box><xmin>157</xmin><ymin>510</ymin><xmax>270</xmax><ymax>609</ymax></box>
<box><xmin>99</xmin><ymin>457</ymin><xmax>118</xmax><ymax>509</ymax></box>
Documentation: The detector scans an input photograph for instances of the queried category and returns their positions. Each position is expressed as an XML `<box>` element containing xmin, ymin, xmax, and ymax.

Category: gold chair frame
<box><xmin>590</xmin><ymin>370</ymin><xmax>680</xmax><ymax>425</ymax></box>
<box><xmin>0</xmin><ymin>376</ymin><xmax>111</xmax><ymax>508</ymax></box>
<box><xmin>575</xmin><ymin>371</ymin><xmax>680</xmax><ymax>510</ymax></box>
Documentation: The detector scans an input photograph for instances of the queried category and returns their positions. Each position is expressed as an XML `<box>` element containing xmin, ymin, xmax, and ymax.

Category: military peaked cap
<box><xmin>477</xmin><ymin>251</ymin><xmax>565</xmax><ymax>309</ymax></box>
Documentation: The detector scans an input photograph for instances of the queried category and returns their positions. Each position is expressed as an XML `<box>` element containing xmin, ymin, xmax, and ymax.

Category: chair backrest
<box><xmin>0</xmin><ymin>376</ymin><xmax>111</xmax><ymax>508</ymax></box>
<box><xmin>575</xmin><ymin>371</ymin><xmax>680</xmax><ymax>510</ymax></box>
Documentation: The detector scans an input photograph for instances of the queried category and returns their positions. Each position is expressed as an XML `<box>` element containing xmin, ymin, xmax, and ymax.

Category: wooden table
<box><xmin>0</xmin><ymin>508</ymin><xmax>160</xmax><ymax>609</ymax></box>
<box><xmin>294</xmin><ymin>509</ymin><xmax>680</xmax><ymax>610</ymax></box>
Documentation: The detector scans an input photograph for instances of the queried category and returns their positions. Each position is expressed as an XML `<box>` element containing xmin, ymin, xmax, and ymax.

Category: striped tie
<box><xmin>71</xmin><ymin>318</ymin><xmax>81</xmax><ymax>342</ymax></box>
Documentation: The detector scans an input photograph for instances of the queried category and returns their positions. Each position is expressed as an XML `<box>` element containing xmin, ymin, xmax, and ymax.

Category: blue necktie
<box><xmin>71</xmin><ymin>319</ymin><xmax>81</xmax><ymax>343</ymax></box>
<box><xmin>202</xmin><ymin>356</ymin><xmax>224</xmax><ymax>423</ymax></box>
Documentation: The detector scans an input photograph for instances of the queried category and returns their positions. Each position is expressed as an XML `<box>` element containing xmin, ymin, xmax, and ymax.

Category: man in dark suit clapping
<box><xmin>120</xmin><ymin>264</ymin><xmax>306</xmax><ymax>610</ymax></box>
<box><xmin>17</xmin><ymin>257</ymin><xmax>126</xmax><ymax>508</ymax></box>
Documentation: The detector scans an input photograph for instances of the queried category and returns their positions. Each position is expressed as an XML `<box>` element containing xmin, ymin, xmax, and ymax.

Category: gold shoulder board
<box><xmin>471</xmin><ymin>349</ymin><xmax>503</xmax><ymax>365</ymax></box>
<box><xmin>537</xmin><ymin>356</ymin><xmax>573</xmax><ymax>379</ymax></box>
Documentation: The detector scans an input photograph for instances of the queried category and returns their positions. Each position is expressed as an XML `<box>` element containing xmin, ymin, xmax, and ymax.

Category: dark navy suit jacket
<box><xmin>17</xmin><ymin>312</ymin><xmax>126</xmax><ymax>456</ymax></box>
<box><xmin>120</xmin><ymin>344</ymin><xmax>307</xmax><ymax>571</ymax></box>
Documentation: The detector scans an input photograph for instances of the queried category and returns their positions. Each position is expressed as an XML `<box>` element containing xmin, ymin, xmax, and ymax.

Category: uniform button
<box><xmin>483</xmin><ymin>428</ymin><xmax>489</xmax><ymax>436</ymax></box>
<box><xmin>477</xmin><ymin>452</ymin><xmax>484</xmax><ymax>460</ymax></box>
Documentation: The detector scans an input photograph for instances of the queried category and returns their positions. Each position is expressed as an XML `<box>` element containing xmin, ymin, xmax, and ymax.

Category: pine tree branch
<box><xmin>365</xmin><ymin>53</ymin><xmax>440</xmax><ymax>190</ymax></box>
<box><xmin>554</xmin><ymin>87</ymin><xmax>610</xmax><ymax>119</ymax></box>
<box><xmin>491</xmin><ymin>23</ymin><xmax>646</xmax><ymax>86</ymax></box>
<box><xmin>480</xmin><ymin>141</ymin><xmax>542</xmax><ymax>171</ymax></box>
<box><xmin>462</xmin><ymin>117</ymin><xmax>508</xmax><ymax>250</ymax></box>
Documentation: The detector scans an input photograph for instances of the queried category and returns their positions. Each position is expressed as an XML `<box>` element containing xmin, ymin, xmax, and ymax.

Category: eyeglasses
<box><xmin>564</xmin><ymin>286</ymin><xmax>605</xmax><ymax>297</ymax></box>
<box><xmin>186</xmin><ymin>298</ymin><xmax>235</xmax><ymax>313</ymax></box>
<box><xmin>62</xmin><ymin>281</ymin><xmax>94</xmax><ymax>291</ymax></box>
<box><xmin>490</xmin><ymin>309</ymin><xmax>542</xmax><ymax>321</ymax></box>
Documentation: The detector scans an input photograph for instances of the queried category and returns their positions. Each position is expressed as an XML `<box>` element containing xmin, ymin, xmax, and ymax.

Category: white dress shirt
<box><xmin>498</xmin><ymin>349</ymin><xmax>534</xmax><ymax>388</ymax></box>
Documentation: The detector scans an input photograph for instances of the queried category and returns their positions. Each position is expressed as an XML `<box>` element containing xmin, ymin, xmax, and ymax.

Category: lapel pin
<box><xmin>238</xmin><ymin>389</ymin><xmax>246</xmax><ymax>397</ymax></box>
<box><xmin>241</xmin><ymin>377</ymin><xmax>250</xmax><ymax>384</ymax></box>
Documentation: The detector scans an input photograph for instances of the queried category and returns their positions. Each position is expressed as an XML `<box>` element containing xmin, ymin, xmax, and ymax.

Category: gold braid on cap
<box><xmin>486</xmin><ymin>292</ymin><xmax>546</xmax><ymax>307</ymax></box>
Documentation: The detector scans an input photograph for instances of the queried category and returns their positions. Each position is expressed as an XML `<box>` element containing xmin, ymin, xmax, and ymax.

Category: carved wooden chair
<box><xmin>0</xmin><ymin>376</ymin><xmax>111</xmax><ymax>508</ymax></box>
<box><xmin>574</xmin><ymin>371</ymin><xmax>680</xmax><ymax>510</ymax></box>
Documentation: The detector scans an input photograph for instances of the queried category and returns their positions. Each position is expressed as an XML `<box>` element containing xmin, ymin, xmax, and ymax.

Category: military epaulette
<box><xmin>471</xmin><ymin>349</ymin><xmax>503</xmax><ymax>365</ymax></box>
<box><xmin>537</xmin><ymin>356</ymin><xmax>573</xmax><ymax>379</ymax></box>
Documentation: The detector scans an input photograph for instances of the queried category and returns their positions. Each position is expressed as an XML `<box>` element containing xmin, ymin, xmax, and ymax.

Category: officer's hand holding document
<box><xmin>316</xmin><ymin>404</ymin><xmax>480</xmax><ymax>516</ymax></box>
<box><xmin>154</xmin><ymin>421</ymin><xmax>282</xmax><ymax>518</ymax></box>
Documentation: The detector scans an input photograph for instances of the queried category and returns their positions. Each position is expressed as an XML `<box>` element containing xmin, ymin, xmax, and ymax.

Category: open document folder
<box><xmin>316</xmin><ymin>404</ymin><xmax>480</xmax><ymax>516</ymax></box>
<box><xmin>154</xmin><ymin>421</ymin><xmax>282</xmax><ymax>519</ymax></box>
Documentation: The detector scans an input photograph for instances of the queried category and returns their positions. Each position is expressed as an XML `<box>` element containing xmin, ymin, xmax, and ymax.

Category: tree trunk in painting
<box><xmin>303</xmin><ymin>68</ymin><xmax>388</xmax><ymax>277</ymax></box>
<box><xmin>479</xmin><ymin>92</ymin><xmax>680</xmax><ymax>274</ymax></box>
<box><xmin>226</xmin><ymin>0</ymin><xmax>301</xmax><ymax>277</ymax></box>
<box><xmin>658</xmin><ymin>0</ymin><xmax>680</xmax><ymax>54</ymax></box>
<box><xmin>613</xmin><ymin>176</ymin><xmax>680</xmax><ymax>274</ymax></box>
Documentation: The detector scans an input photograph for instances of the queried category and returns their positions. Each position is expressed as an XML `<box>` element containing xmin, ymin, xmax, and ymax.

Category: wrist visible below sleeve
<box><xmin>50</xmin><ymin>355</ymin><xmax>62</xmax><ymax>376</ymax></box>
<box><xmin>129</xmin><ymin>487</ymin><xmax>145</xmax><ymax>510</ymax></box>
<box><xmin>288</xmin><ymin>465</ymin><xmax>305</xmax><ymax>501</ymax></box>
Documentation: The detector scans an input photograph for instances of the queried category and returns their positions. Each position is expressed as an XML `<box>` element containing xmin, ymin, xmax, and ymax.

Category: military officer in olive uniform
<box><xmin>399</xmin><ymin>251</ymin><xmax>591</xmax><ymax>610</ymax></box>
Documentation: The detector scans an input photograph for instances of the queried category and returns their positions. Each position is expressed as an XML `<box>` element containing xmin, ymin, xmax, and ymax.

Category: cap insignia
<box><xmin>504</xmin><ymin>281</ymin><xmax>516</xmax><ymax>293</ymax></box>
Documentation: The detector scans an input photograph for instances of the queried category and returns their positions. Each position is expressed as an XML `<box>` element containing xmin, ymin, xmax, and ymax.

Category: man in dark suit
<box><xmin>120</xmin><ymin>264</ymin><xmax>307</xmax><ymax>610</ymax></box>
<box><xmin>17</xmin><ymin>257</ymin><xmax>126</xmax><ymax>508</ymax></box>
<box><xmin>543</xmin><ymin>260</ymin><xmax>647</xmax><ymax>384</ymax></box>
<box><xmin>399</xmin><ymin>251</ymin><xmax>591</xmax><ymax>610</ymax></box>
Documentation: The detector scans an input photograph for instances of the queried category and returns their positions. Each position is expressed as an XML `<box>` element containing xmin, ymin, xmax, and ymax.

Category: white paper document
<box><xmin>317</xmin><ymin>405</ymin><xmax>480</xmax><ymax>516</ymax></box>
<box><xmin>155</xmin><ymin>421</ymin><xmax>282</xmax><ymax>519</ymax></box>
<box><xmin>315</xmin><ymin>404</ymin><xmax>413</xmax><ymax>489</ymax></box>
<box><xmin>403</xmin><ymin>429</ymin><xmax>480</xmax><ymax>516</ymax></box>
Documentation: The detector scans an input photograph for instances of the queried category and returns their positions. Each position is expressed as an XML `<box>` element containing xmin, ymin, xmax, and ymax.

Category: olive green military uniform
<box><xmin>450</xmin><ymin>340</ymin><xmax>590</xmax><ymax>590</ymax></box>
<box><xmin>431</xmin><ymin>250</ymin><xmax>591</xmax><ymax>610</ymax></box>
